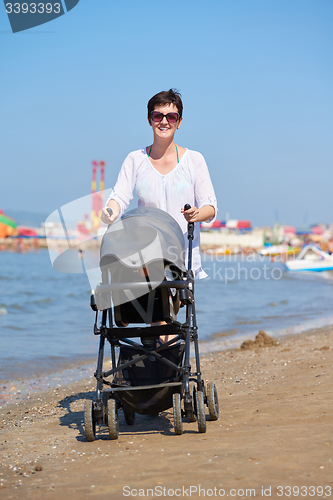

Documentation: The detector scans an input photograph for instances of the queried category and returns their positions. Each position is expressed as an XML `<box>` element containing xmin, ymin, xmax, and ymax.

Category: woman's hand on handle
<box><xmin>101</xmin><ymin>201</ymin><xmax>121</xmax><ymax>225</ymax></box>
<box><xmin>181</xmin><ymin>205</ymin><xmax>200</xmax><ymax>223</ymax></box>
<box><xmin>181</xmin><ymin>204</ymin><xmax>215</xmax><ymax>223</ymax></box>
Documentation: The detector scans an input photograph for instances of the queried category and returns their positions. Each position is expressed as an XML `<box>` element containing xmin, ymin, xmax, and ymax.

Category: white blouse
<box><xmin>106</xmin><ymin>148</ymin><xmax>218</xmax><ymax>279</ymax></box>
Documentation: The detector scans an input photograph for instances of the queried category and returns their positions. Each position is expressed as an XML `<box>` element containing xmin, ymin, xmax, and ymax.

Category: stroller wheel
<box><xmin>188</xmin><ymin>383</ymin><xmax>197</xmax><ymax>422</ymax></box>
<box><xmin>107</xmin><ymin>399</ymin><xmax>119</xmax><ymax>440</ymax></box>
<box><xmin>172</xmin><ymin>393</ymin><xmax>183</xmax><ymax>435</ymax></box>
<box><xmin>84</xmin><ymin>400</ymin><xmax>96</xmax><ymax>442</ymax></box>
<box><xmin>123</xmin><ymin>405</ymin><xmax>136</xmax><ymax>425</ymax></box>
<box><xmin>207</xmin><ymin>382</ymin><xmax>219</xmax><ymax>421</ymax></box>
<box><xmin>196</xmin><ymin>391</ymin><xmax>206</xmax><ymax>433</ymax></box>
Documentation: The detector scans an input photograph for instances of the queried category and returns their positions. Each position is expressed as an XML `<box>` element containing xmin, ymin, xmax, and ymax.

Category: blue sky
<box><xmin>1</xmin><ymin>0</ymin><xmax>332</xmax><ymax>226</ymax></box>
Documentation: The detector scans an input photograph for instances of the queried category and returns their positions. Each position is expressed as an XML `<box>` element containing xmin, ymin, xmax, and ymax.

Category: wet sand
<box><xmin>0</xmin><ymin>326</ymin><xmax>332</xmax><ymax>499</ymax></box>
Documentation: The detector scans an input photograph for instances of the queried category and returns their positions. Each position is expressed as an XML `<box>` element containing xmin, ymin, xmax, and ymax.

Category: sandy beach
<box><xmin>0</xmin><ymin>326</ymin><xmax>332</xmax><ymax>499</ymax></box>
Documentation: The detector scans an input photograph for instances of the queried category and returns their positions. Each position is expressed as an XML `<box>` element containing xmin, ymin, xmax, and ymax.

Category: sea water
<box><xmin>1</xmin><ymin>249</ymin><xmax>333</xmax><ymax>383</ymax></box>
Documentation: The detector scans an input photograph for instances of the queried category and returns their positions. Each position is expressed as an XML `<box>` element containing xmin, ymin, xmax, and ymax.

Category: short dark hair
<box><xmin>147</xmin><ymin>89</ymin><xmax>183</xmax><ymax>121</ymax></box>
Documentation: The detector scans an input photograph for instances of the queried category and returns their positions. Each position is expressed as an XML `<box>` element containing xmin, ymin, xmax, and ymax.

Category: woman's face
<box><xmin>148</xmin><ymin>103</ymin><xmax>182</xmax><ymax>140</ymax></box>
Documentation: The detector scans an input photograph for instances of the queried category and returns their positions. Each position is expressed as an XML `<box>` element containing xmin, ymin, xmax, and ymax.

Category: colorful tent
<box><xmin>200</xmin><ymin>220</ymin><xmax>224</xmax><ymax>229</ymax></box>
<box><xmin>17</xmin><ymin>227</ymin><xmax>38</xmax><ymax>237</ymax></box>
<box><xmin>283</xmin><ymin>225</ymin><xmax>296</xmax><ymax>234</ymax></box>
<box><xmin>226</xmin><ymin>219</ymin><xmax>252</xmax><ymax>229</ymax></box>
<box><xmin>237</xmin><ymin>220</ymin><xmax>251</xmax><ymax>229</ymax></box>
<box><xmin>0</xmin><ymin>210</ymin><xmax>17</xmax><ymax>238</ymax></box>
<box><xmin>311</xmin><ymin>226</ymin><xmax>324</xmax><ymax>235</ymax></box>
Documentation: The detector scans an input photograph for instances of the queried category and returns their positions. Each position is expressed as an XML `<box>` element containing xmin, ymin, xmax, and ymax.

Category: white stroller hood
<box><xmin>96</xmin><ymin>207</ymin><xmax>187</xmax><ymax>310</ymax></box>
<box><xmin>100</xmin><ymin>207</ymin><xmax>186</xmax><ymax>273</ymax></box>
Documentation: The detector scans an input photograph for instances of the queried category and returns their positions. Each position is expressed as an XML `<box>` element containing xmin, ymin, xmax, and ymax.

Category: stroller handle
<box><xmin>184</xmin><ymin>204</ymin><xmax>194</xmax><ymax>240</ymax></box>
<box><xmin>184</xmin><ymin>204</ymin><xmax>194</xmax><ymax>272</ymax></box>
<box><xmin>95</xmin><ymin>279</ymin><xmax>190</xmax><ymax>294</ymax></box>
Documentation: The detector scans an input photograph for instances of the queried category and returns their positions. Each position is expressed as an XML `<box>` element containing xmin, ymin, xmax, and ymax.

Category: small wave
<box><xmin>9</xmin><ymin>304</ymin><xmax>26</xmax><ymax>310</ymax></box>
<box><xmin>4</xmin><ymin>325</ymin><xmax>24</xmax><ymax>330</ymax></box>
<box><xmin>235</xmin><ymin>320</ymin><xmax>261</xmax><ymax>325</ymax></box>
<box><xmin>212</xmin><ymin>328</ymin><xmax>238</xmax><ymax>339</ymax></box>
<box><xmin>32</xmin><ymin>298</ymin><xmax>52</xmax><ymax>305</ymax></box>
<box><xmin>0</xmin><ymin>307</ymin><xmax>7</xmax><ymax>315</ymax></box>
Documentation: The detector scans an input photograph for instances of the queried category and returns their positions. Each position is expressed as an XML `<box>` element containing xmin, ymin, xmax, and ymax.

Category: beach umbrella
<box><xmin>0</xmin><ymin>210</ymin><xmax>17</xmax><ymax>238</ymax></box>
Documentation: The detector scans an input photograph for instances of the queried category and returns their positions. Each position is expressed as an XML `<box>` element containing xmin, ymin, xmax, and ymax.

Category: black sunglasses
<box><xmin>150</xmin><ymin>111</ymin><xmax>180</xmax><ymax>124</ymax></box>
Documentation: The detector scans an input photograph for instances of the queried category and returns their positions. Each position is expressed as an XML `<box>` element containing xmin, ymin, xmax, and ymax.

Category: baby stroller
<box><xmin>84</xmin><ymin>205</ymin><xmax>219</xmax><ymax>440</ymax></box>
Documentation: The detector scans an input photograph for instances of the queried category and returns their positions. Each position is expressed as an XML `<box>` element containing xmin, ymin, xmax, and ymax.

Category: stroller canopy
<box><xmin>100</xmin><ymin>207</ymin><xmax>186</xmax><ymax>273</ymax></box>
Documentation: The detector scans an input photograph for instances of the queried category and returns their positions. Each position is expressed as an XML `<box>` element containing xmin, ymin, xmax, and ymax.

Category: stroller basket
<box><xmin>112</xmin><ymin>343</ymin><xmax>184</xmax><ymax>414</ymax></box>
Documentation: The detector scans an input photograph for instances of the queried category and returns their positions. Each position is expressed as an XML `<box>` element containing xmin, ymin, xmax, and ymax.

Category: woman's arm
<box><xmin>101</xmin><ymin>153</ymin><xmax>136</xmax><ymax>225</ymax></box>
<box><xmin>192</xmin><ymin>153</ymin><xmax>218</xmax><ymax>223</ymax></box>
<box><xmin>198</xmin><ymin>204</ymin><xmax>215</xmax><ymax>222</ymax></box>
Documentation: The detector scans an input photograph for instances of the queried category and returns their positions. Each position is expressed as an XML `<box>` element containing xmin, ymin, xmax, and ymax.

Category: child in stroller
<box><xmin>84</xmin><ymin>205</ymin><xmax>219</xmax><ymax>440</ymax></box>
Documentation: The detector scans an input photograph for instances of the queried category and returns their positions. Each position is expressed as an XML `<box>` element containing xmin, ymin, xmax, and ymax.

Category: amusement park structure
<box><xmin>91</xmin><ymin>160</ymin><xmax>106</xmax><ymax>231</ymax></box>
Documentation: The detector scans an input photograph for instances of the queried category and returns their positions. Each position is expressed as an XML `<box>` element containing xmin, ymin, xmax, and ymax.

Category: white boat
<box><xmin>286</xmin><ymin>244</ymin><xmax>333</xmax><ymax>272</ymax></box>
<box><xmin>259</xmin><ymin>245</ymin><xmax>300</xmax><ymax>257</ymax></box>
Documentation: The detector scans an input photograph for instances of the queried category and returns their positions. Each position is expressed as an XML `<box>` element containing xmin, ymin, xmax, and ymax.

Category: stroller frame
<box><xmin>84</xmin><ymin>211</ymin><xmax>219</xmax><ymax>439</ymax></box>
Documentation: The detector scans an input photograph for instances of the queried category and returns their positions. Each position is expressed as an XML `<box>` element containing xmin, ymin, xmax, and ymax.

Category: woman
<box><xmin>101</xmin><ymin>89</ymin><xmax>217</xmax><ymax>279</ymax></box>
